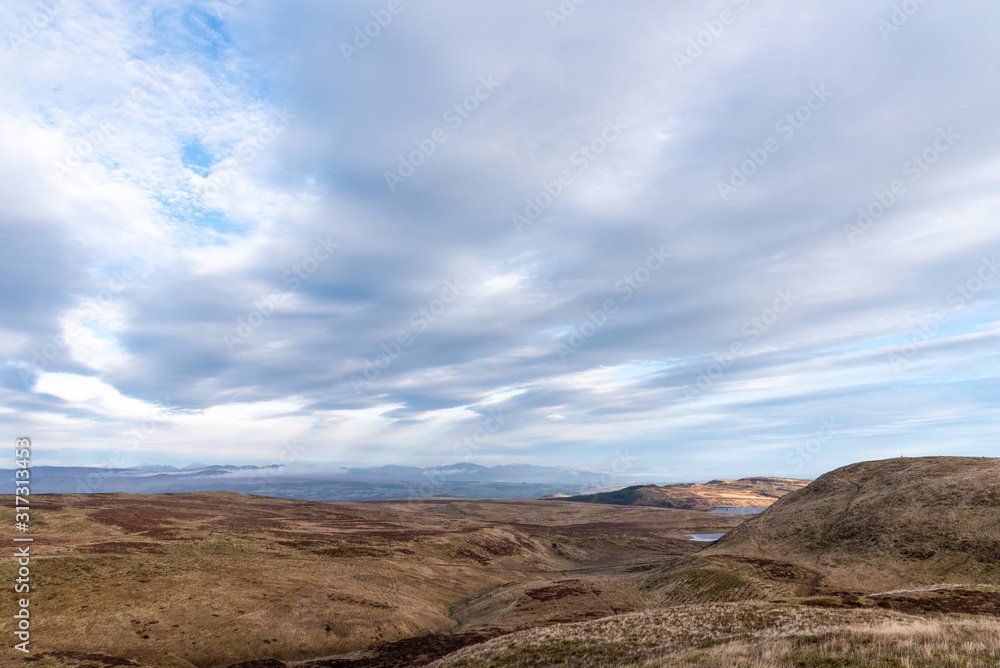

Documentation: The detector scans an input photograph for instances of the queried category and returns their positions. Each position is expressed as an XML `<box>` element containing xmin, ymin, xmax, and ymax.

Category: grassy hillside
<box><xmin>559</xmin><ymin>476</ymin><xmax>810</xmax><ymax>510</ymax></box>
<box><xmin>426</xmin><ymin>602</ymin><xmax>1000</xmax><ymax>667</ymax></box>
<box><xmin>702</xmin><ymin>456</ymin><xmax>1000</xmax><ymax>593</ymax></box>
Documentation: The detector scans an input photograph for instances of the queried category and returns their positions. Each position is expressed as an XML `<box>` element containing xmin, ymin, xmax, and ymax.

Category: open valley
<box><xmin>3</xmin><ymin>458</ymin><xmax>999</xmax><ymax>667</ymax></box>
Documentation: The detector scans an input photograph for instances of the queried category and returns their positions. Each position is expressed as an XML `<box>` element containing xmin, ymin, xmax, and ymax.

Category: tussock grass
<box><xmin>429</xmin><ymin>602</ymin><xmax>1000</xmax><ymax>668</ymax></box>
<box><xmin>652</xmin><ymin>616</ymin><xmax>1000</xmax><ymax>667</ymax></box>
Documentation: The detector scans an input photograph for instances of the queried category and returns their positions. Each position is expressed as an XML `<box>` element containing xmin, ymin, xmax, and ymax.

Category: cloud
<box><xmin>1</xmin><ymin>0</ymin><xmax>999</xmax><ymax>478</ymax></box>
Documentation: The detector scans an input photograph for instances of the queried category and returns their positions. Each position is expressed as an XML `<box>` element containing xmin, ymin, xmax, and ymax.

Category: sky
<box><xmin>1</xmin><ymin>0</ymin><xmax>999</xmax><ymax>481</ymax></box>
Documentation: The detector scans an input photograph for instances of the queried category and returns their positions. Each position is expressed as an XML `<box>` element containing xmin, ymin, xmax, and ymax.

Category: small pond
<box><xmin>685</xmin><ymin>533</ymin><xmax>726</xmax><ymax>542</ymax></box>
<box><xmin>709</xmin><ymin>507</ymin><xmax>766</xmax><ymax>514</ymax></box>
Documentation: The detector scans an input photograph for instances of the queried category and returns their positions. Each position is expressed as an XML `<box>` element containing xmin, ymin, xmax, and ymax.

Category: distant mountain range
<box><xmin>2</xmin><ymin>462</ymin><xmax>638</xmax><ymax>499</ymax></box>
<box><xmin>127</xmin><ymin>462</ymin><xmax>610</xmax><ymax>483</ymax></box>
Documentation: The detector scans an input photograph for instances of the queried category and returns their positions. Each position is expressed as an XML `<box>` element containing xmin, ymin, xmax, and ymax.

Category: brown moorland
<box><xmin>0</xmin><ymin>492</ymin><xmax>748</xmax><ymax>668</ymax></box>
<box><xmin>419</xmin><ymin>457</ymin><xmax>1000</xmax><ymax>667</ymax></box>
<box><xmin>623</xmin><ymin>456</ymin><xmax>1000</xmax><ymax>620</ymax></box>
<box><xmin>4</xmin><ymin>457</ymin><xmax>998</xmax><ymax>668</ymax></box>
<box><xmin>425</xmin><ymin>602</ymin><xmax>1000</xmax><ymax>667</ymax></box>
<box><xmin>700</xmin><ymin>456</ymin><xmax>1000</xmax><ymax>593</ymax></box>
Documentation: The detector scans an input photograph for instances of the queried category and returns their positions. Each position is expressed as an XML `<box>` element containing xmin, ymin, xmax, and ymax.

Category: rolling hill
<box><xmin>420</xmin><ymin>457</ymin><xmax>1000</xmax><ymax>667</ymax></box>
<box><xmin>700</xmin><ymin>456</ymin><xmax>1000</xmax><ymax>593</ymax></box>
<box><xmin>557</xmin><ymin>476</ymin><xmax>810</xmax><ymax>510</ymax></box>
<box><xmin>0</xmin><ymin>492</ymin><xmax>748</xmax><ymax>667</ymax></box>
<box><xmin>6</xmin><ymin>457</ymin><xmax>999</xmax><ymax>667</ymax></box>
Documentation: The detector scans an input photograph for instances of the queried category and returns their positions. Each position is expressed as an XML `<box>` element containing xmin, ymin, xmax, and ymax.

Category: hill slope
<box><xmin>0</xmin><ymin>492</ymin><xmax>749</xmax><ymax>668</ymax></box>
<box><xmin>701</xmin><ymin>456</ymin><xmax>1000</xmax><ymax>592</ymax></box>
<box><xmin>559</xmin><ymin>476</ymin><xmax>809</xmax><ymax>510</ymax></box>
<box><xmin>427</xmin><ymin>603</ymin><xmax>1000</xmax><ymax>668</ymax></box>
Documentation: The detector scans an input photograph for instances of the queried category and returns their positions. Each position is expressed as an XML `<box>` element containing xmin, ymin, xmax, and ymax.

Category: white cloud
<box><xmin>1</xmin><ymin>0</ymin><xmax>999</xmax><ymax>476</ymax></box>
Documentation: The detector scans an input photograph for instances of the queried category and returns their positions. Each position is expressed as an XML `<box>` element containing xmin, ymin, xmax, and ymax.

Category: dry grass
<box><xmin>428</xmin><ymin>602</ymin><xmax>1000</xmax><ymax>667</ymax></box>
<box><xmin>4</xmin><ymin>463</ymin><xmax>997</xmax><ymax>668</ymax></box>
<box><xmin>651</xmin><ymin>616</ymin><xmax>1000</xmax><ymax>667</ymax></box>
<box><xmin>0</xmin><ymin>492</ymin><xmax>738</xmax><ymax>667</ymax></box>
<box><xmin>703</xmin><ymin>457</ymin><xmax>1000</xmax><ymax>593</ymax></box>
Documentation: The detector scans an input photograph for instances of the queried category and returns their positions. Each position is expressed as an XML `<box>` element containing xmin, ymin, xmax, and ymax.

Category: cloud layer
<box><xmin>2</xmin><ymin>0</ymin><xmax>999</xmax><ymax>479</ymax></box>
